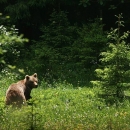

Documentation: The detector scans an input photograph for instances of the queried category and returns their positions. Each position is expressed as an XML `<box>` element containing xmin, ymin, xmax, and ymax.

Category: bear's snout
<box><xmin>34</xmin><ymin>81</ymin><xmax>38</xmax><ymax>87</ymax></box>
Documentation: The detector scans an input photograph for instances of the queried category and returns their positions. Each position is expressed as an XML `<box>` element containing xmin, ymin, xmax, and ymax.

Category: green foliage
<box><xmin>72</xmin><ymin>19</ymin><xmax>107</xmax><ymax>68</ymax></box>
<box><xmin>0</xmin><ymin>0</ymin><xmax>128</xmax><ymax>87</ymax></box>
<box><xmin>25</xmin><ymin>10</ymin><xmax>75</xmax><ymax>80</ymax></box>
<box><xmin>91</xmin><ymin>14</ymin><xmax>130</xmax><ymax>104</ymax></box>
<box><xmin>2</xmin><ymin>0</ymin><xmax>77</xmax><ymax>22</ymax></box>
<box><xmin>0</xmin><ymin>14</ymin><xmax>28</xmax><ymax>71</ymax></box>
<box><xmin>79</xmin><ymin>0</ymin><xmax>91</xmax><ymax>7</ymax></box>
<box><xmin>5</xmin><ymin>1</ymin><xmax>31</xmax><ymax>20</ymax></box>
<box><xmin>22</xmin><ymin>10</ymin><xmax>107</xmax><ymax>86</ymax></box>
<box><xmin>1</xmin><ymin>75</ymin><xmax>130</xmax><ymax>129</ymax></box>
<box><xmin>79</xmin><ymin>0</ymin><xmax>125</xmax><ymax>7</ymax></box>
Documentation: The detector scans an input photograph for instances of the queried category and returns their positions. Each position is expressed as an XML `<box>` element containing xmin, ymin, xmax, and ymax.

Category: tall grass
<box><xmin>0</xmin><ymin>75</ymin><xmax>130</xmax><ymax>130</ymax></box>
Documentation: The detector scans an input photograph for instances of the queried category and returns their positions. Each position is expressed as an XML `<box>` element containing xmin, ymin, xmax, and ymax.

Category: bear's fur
<box><xmin>5</xmin><ymin>73</ymin><xmax>38</xmax><ymax>107</ymax></box>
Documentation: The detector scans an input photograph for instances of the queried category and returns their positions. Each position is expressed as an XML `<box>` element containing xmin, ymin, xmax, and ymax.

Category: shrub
<box><xmin>0</xmin><ymin>13</ymin><xmax>28</xmax><ymax>72</ymax></box>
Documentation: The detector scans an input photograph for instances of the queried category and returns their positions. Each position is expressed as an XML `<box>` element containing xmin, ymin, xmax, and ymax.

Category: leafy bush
<box><xmin>0</xmin><ymin>14</ymin><xmax>28</xmax><ymax>71</ymax></box>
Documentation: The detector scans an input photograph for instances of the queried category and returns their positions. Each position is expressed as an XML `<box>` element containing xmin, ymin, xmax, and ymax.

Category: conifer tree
<box><xmin>91</xmin><ymin>14</ymin><xmax>130</xmax><ymax>103</ymax></box>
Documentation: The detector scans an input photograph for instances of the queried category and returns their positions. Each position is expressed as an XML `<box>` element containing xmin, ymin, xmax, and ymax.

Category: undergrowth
<box><xmin>0</xmin><ymin>75</ymin><xmax>130</xmax><ymax>130</ymax></box>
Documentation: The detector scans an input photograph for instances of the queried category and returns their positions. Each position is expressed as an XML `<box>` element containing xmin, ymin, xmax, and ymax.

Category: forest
<box><xmin>0</xmin><ymin>0</ymin><xmax>130</xmax><ymax>85</ymax></box>
<box><xmin>1</xmin><ymin>0</ymin><xmax>130</xmax><ymax>129</ymax></box>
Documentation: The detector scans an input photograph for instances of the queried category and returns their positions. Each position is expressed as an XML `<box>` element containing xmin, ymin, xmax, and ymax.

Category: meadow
<box><xmin>0</xmin><ymin>74</ymin><xmax>130</xmax><ymax>130</ymax></box>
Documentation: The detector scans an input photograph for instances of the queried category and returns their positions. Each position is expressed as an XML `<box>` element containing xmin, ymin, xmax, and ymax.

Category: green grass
<box><xmin>0</xmin><ymin>75</ymin><xmax>130</xmax><ymax>130</ymax></box>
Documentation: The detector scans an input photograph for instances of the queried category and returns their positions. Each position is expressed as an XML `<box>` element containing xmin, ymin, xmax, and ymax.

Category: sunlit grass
<box><xmin>0</xmin><ymin>75</ymin><xmax>130</xmax><ymax>130</ymax></box>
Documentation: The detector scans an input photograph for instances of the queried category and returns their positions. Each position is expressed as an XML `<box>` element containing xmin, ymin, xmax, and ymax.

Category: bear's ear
<box><xmin>33</xmin><ymin>73</ymin><xmax>37</xmax><ymax>78</ymax></box>
<box><xmin>25</xmin><ymin>75</ymin><xmax>30</xmax><ymax>80</ymax></box>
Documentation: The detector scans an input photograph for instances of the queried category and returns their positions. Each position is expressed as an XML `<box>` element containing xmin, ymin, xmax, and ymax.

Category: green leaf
<box><xmin>8</xmin><ymin>65</ymin><xmax>16</xmax><ymax>69</ymax></box>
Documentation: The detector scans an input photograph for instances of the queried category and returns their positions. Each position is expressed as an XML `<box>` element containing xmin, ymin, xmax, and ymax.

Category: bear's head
<box><xmin>25</xmin><ymin>73</ymin><xmax>38</xmax><ymax>88</ymax></box>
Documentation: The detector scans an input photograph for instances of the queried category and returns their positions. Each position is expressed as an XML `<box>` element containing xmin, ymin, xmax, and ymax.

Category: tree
<box><xmin>25</xmin><ymin>10</ymin><xmax>78</xmax><ymax>82</ymax></box>
<box><xmin>91</xmin><ymin>14</ymin><xmax>130</xmax><ymax>104</ymax></box>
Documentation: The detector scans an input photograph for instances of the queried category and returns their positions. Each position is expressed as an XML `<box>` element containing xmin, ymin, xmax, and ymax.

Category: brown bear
<box><xmin>5</xmin><ymin>73</ymin><xmax>38</xmax><ymax>107</ymax></box>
